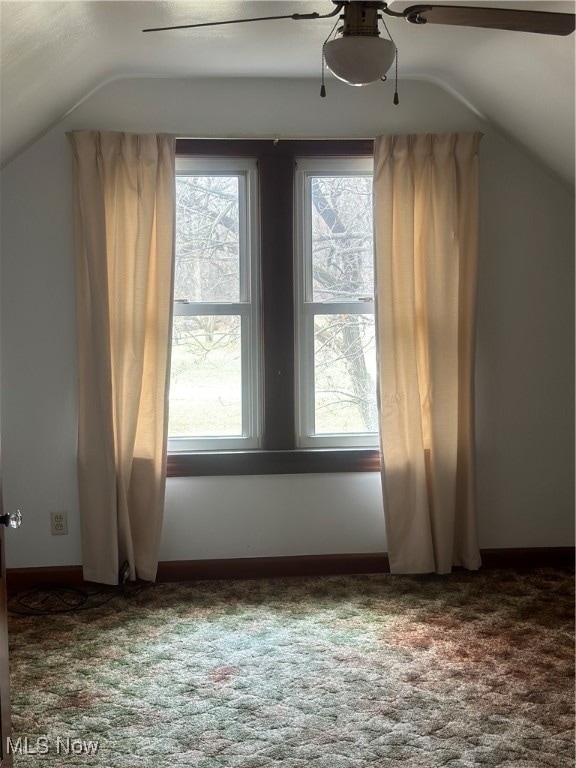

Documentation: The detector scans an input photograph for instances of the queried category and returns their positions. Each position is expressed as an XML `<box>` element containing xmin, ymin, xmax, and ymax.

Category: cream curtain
<box><xmin>373</xmin><ymin>133</ymin><xmax>482</xmax><ymax>574</ymax></box>
<box><xmin>68</xmin><ymin>131</ymin><xmax>176</xmax><ymax>585</ymax></box>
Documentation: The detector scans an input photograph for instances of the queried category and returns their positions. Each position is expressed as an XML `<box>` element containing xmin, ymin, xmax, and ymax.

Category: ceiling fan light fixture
<box><xmin>323</xmin><ymin>36</ymin><xmax>396</xmax><ymax>86</ymax></box>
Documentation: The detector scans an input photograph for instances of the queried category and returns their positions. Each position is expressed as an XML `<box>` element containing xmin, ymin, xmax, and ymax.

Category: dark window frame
<box><xmin>169</xmin><ymin>139</ymin><xmax>381</xmax><ymax>477</ymax></box>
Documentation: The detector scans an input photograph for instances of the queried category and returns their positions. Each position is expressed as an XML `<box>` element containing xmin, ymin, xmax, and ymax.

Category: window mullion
<box><xmin>259</xmin><ymin>153</ymin><xmax>296</xmax><ymax>450</ymax></box>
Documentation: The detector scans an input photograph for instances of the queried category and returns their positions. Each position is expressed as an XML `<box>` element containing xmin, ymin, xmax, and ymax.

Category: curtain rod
<box><xmin>175</xmin><ymin>136</ymin><xmax>375</xmax><ymax>142</ymax></box>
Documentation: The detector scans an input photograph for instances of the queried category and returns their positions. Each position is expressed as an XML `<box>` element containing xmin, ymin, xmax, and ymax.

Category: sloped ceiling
<box><xmin>1</xmin><ymin>0</ymin><xmax>574</xmax><ymax>184</ymax></box>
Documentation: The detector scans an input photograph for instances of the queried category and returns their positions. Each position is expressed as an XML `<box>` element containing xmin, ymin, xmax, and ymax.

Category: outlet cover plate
<box><xmin>50</xmin><ymin>511</ymin><xmax>68</xmax><ymax>535</ymax></box>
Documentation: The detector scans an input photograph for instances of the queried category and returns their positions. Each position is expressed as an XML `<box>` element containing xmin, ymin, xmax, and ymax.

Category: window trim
<box><xmin>168</xmin><ymin>449</ymin><xmax>381</xmax><ymax>477</ymax></box>
<box><xmin>168</xmin><ymin>139</ymin><xmax>380</xmax><ymax>477</ymax></box>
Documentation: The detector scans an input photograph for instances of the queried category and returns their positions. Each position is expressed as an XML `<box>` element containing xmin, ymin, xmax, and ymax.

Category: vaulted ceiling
<box><xmin>1</xmin><ymin>1</ymin><xmax>574</xmax><ymax>185</ymax></box>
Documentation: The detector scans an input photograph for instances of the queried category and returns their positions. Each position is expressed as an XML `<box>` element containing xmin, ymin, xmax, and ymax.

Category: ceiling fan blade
<box><xmin>403</xmin><ymin>5</ymin><xmax>576</xmax><ymax>36</ymax></box>
<box><xmin>144</xmin><ymin>15</ymin><xmax>301</xmax><ymax>33</ymax></box>
<box><xmin>143</xmin><ymin>5</ymin><xmax>343</xmax><ymax>33</ymax></box>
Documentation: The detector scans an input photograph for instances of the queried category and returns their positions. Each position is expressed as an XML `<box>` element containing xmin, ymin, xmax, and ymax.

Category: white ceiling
<box><xmin>1</xmin><ymin>0</ymin><xmax>575</xmax><ymax>184</ymax></box>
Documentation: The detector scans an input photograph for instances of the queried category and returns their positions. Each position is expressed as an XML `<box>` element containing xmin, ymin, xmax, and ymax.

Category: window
<box><xmin>295</xmin><ymin>159</ymin><xmax>378</xmax><ymax>448</ymax></box>
<box><xmin>169</xmin><ymin>158</ymin><xmax>260</xmax><ymax>452</ymax></box>
<box><xmin>168</xmin><ymin>140</ymin><xmax>381</xmax><ymax>477</ymax></box>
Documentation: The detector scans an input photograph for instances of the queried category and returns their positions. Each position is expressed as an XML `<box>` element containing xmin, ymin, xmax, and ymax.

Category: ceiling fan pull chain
<box><xmin>320</xmin><ymin>16</ymin><xmax>342</xmax><ymax>97</ymax></box>
<box><xmin>393</xmin><ymin>48</ymin><xmax>399</xmax><ymax>105</ymax></box>
<box><xmin>380</xmin><ymin>16</ymin><xmax>399</xmax><ymax>105</ymax></box>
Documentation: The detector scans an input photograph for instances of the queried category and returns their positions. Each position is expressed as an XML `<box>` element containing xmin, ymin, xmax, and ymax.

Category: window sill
<box><xmin>167</xmin><ymin>448</ymin><xmax>381</xmax><ymax>477</ymax></box>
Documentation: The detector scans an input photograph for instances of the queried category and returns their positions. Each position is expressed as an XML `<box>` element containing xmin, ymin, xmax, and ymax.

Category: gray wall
<box><xmin>1</xmin><ymin>77</ymin><xmax>574</xmax><ymax>569</ymax></box>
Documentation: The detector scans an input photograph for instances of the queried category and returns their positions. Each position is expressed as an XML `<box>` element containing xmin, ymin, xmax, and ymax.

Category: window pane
<box><xmin>169</xmin><ymin>315</ymin><xmax>242</xmax><ymax>437</ymax></box>
<box><xmin>311</xmin><ymin>176</ymin><xmax>374</xmax><ymax>302</ymax></box>
<box><xmin>314</xmin><ymin>314</ymin><xmax>377</xmax><ymax>435</ymax></box>
<box><xmin>175</xmin><ymin>175</ymin><xmax>240</xmax><ymax>302</ymax></box>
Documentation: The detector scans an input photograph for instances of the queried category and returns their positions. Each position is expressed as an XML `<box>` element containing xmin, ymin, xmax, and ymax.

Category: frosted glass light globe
<box><xmin>324</xmin><ymin>36</ymin><xmax>396</xmax><ymax>86</ymax></box>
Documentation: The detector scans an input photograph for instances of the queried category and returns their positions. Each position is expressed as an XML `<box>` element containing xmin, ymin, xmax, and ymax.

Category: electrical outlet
<box><xmin>50</xmin><ymin>510</ymin><xmax>68</xmax><ymax>535</ymax></box>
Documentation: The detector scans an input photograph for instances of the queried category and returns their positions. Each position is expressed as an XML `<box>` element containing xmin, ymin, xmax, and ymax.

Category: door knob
<box><xmin>0</xmin><ymin>510</ymin><xmax>22</xmax><ymax>529</ymax></box>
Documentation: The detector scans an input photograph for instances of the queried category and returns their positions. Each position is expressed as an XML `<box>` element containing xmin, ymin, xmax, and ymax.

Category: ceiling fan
<box><xmin>143</xmin><ymin>2</ymin><xmax>575</xmax><ymax>98</ymax></box>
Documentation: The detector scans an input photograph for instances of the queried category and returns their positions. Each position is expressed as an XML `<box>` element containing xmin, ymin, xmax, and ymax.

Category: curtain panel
<box><xmin>373</xmin><ymin>132</ymin><xmax>483</xmax><ymax>574</ymax></box>
<box><xmin>68</xmin><ymin>131</ymin><xmax>176</xmax><ymax>585</ymax></box>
